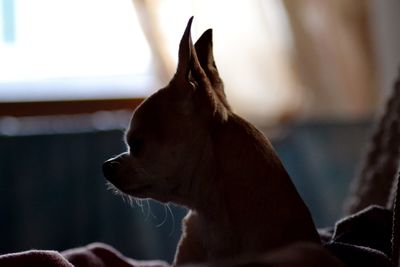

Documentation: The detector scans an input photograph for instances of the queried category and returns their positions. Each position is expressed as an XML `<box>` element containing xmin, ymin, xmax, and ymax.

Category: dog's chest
<box><xmin>186</xmin><ymin>211</ymin><xmax>239</xmax><ymax>260</ymax></box>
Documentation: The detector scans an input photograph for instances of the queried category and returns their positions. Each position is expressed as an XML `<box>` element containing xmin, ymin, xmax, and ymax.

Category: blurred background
<box><xmin>0</xmin><ymin>0</ymin><xmax>399</xmax><ymax>263</ymax></box>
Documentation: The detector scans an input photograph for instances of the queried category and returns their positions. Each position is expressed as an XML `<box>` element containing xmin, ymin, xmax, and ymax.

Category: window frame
<box><xmin>0</xmin><ymin>98</ymin><xmax>144</xmax><ymax>117</ymax></box>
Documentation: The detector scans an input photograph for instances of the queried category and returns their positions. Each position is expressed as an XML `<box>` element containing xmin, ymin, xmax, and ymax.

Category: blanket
<box><xmin>0</xmin><ymin>205</ymin><xmax>392</xmax><ymax>267</ymax></box>
<box><xmin>0</xmin><ymin>243</ymin><xmax>168</xmax><ymax>267</ymax></box>
<box><xmin>0</xmin><ymin>242</ymin><xmax>344</xmax><ymax>267</ymax></box>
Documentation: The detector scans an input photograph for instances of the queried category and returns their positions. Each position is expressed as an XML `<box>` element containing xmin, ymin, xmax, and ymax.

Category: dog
<box><xmin>103</xmin><ymin>17</ymin><xmax>320</xmax><ymax>265</ymax></box>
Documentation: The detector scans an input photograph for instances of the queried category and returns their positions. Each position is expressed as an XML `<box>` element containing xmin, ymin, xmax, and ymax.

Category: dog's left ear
<box><xmin>175</xmin><ymin>17</ymin><xmax>208</xmax><ymax>92</ymax></box>
<box><xmin>195</xmin><ymin>29</ymin><xmax>230</xmax><ymax>110</ymax></box>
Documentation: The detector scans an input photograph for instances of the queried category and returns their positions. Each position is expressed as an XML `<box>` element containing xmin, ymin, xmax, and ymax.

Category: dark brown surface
<box><xmin>0</xmin><ymin>98</ymin><xmax>144</xmax><ymax>117</ymax></box>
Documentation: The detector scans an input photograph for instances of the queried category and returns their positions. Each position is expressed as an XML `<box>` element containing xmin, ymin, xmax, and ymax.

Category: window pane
<box><xmin>0</xmin><ymin>0</ymin><xmax>152</xmax><ymax>101</ymax></box>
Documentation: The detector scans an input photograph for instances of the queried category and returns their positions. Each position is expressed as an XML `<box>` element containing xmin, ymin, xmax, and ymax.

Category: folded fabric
<box><xmin>0</xmin><ymin>243</ymin><xmax>169</xmax><ymax>267</ymax></box>
<box><xmin>0</xmin><ymin>242</ymin><xmax>344</xmax><ymax>267</ymax></box>
<box><xmin>1</xmin><ymin>206</ymin><xmax>391</xmax><ymax>267</ymax></box>
<box><xmin>323</xmin><ymin>205</ymin><xmax>392</xmax><ymax>267</ymax></box>
<box><xmin>0</xmin><ymin>249</ymin><xmax>73</xmax><ymax>267</ymax></box>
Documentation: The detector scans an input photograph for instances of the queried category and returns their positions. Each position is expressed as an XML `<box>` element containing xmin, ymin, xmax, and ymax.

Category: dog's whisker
<box><xmin>148</xmin><ymin>201</ymin><xmax>157</xmax><ymax>220</ymax></box>
<box><xmin>144</xmin><ymin>199</ymin><xmax>152</xmax><ymax>222</ymax></box>
<box><xmin>122</xmin><ymin>194</ymin><xmax>127</xmax><ymax>204</ymax></box>
<box><xmin>155</xmin><ymin>204</ymin><xmax>168</xmax><ymax>228</ymax></box>
<box><xmin>134</xmin><ymin>198</ymin><xmax>141</xmax><ymax>208</ymax></box>
<box><xmin>127</xmin><ymin>195</ymin><xmax>134</xmax><ymax>207</ymax></box>
<box><xmin>106</xmin><ymin>181</ymin><xmax>138</xmax><ymax>208</ymax></box>
<box><xmin>167</xmin><ymin>203</ymin><xmax>175</xmax><ymax>237</ymax></box>
<box><xmin>139</xmin><ymin>199</ymin><xmax>145</xmax><ymax>214</ymax></box>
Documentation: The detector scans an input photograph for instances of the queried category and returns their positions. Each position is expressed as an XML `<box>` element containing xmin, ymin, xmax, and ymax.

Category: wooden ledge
<box><xmin>0</xmin><ymin>98</ymin><xmax>144</xmax><ymax>117</ymax></box>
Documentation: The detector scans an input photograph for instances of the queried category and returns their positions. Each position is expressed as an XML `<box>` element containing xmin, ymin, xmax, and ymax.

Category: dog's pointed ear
<box><xmin>175</xmin><ymin>17</ymin><xmax>209</xmax><ymax>88</ymax></box>
<box><xmin>174</xmin><ymin>18</ymin><xmax>212</xmax><ymax>94</ymax></box>
<box><xmin>195</xmin><ymin>29</ymin><xmax>231</xmax><ymax>110</ymax></box>
<box><xmin>175</xmin><ymin>17</ymin><xmax>207</xmax><ymax>84</ymax></box>
<box><xmin>176</xmin><ymin>17</ymin><xmax>194</xmax><ymax>82</ymax></box>
<box><xmin>194</xmin><ymin>29</ymin><xmax>215</xmax><ymax>71</ymax></box>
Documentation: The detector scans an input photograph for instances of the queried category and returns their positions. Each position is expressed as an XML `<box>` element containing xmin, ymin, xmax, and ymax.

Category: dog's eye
<box><xmin>129</xmin><ymin>138</ymin><xmax>143</xmax><ymax>157</ymax></box>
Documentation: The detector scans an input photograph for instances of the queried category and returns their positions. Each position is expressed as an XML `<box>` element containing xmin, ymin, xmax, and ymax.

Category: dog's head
<box><xmin>103</xmin><ymin>18</ymin><xmax>230</xmax><ymax>205</ymax></box>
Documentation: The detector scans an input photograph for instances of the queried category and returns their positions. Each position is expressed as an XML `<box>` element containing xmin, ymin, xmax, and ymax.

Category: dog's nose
<box><xmin>102</xmin><ymin>160</ymin><xmax>119</xmax><ymax>179</ymax></box>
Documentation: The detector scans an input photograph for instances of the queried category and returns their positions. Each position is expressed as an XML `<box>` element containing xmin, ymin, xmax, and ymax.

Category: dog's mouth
<box><xmin>106</xmin><ymin>180</ymin><xmax>153</xmax><ymax>196</ymax></box>
<box><xmin>125</xmin><ymin>184</ymin><xmax>153</xmax><ymax>196</ymax></box>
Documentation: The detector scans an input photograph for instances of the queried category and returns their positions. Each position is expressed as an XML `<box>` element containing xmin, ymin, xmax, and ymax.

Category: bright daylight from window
<box><xmin>0</xmin><ymin>0</ymin><xmax>152</xmax><ymax>101</ymax></box>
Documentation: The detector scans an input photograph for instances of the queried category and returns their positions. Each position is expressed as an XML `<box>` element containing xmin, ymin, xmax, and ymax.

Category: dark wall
<box><xmin>273</xmin><ymin>120</ymin><xmax>371</xmax><ymax>227</ymax></box>
<box><xmin>0</xmin><ymin>129</ymin><xmax>186</xmax><ymax>263</ymax></box>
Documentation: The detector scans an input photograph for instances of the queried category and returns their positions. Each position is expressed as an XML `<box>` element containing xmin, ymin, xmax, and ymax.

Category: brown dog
<box><xmin>103</xmin><ymin>17</ymin><xmax>320</xmax><ymax>265</ymax></box>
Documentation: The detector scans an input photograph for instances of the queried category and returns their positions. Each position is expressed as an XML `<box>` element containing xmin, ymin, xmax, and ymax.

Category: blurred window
<box><xmin>0</xmin><ymin>0</ymin><xmax>152</xmax><ymax>102</ymax></box>
<box><xmin>0</xmin><ymin>0</ymin><xmax>376</xmax><ymax>122</ymax></box>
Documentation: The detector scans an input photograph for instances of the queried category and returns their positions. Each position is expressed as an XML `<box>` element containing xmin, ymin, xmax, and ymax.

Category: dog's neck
<box><xmin>182</xmin><ymin>114</ymin><xmax>320</xmax><ymax>259</ymax></box>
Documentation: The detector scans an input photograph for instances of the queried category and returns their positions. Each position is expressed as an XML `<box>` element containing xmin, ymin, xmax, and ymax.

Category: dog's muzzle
<box><xmin>102</xmin><ymin>158</ymin><xmax>120</xmax><ymax>180</ymax></box>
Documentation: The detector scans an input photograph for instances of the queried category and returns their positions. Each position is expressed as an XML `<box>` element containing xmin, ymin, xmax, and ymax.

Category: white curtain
<box><xmin>132</xmin><ymin>0</ymin><xmax>376</xmax><ymax>124</ymax></box>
